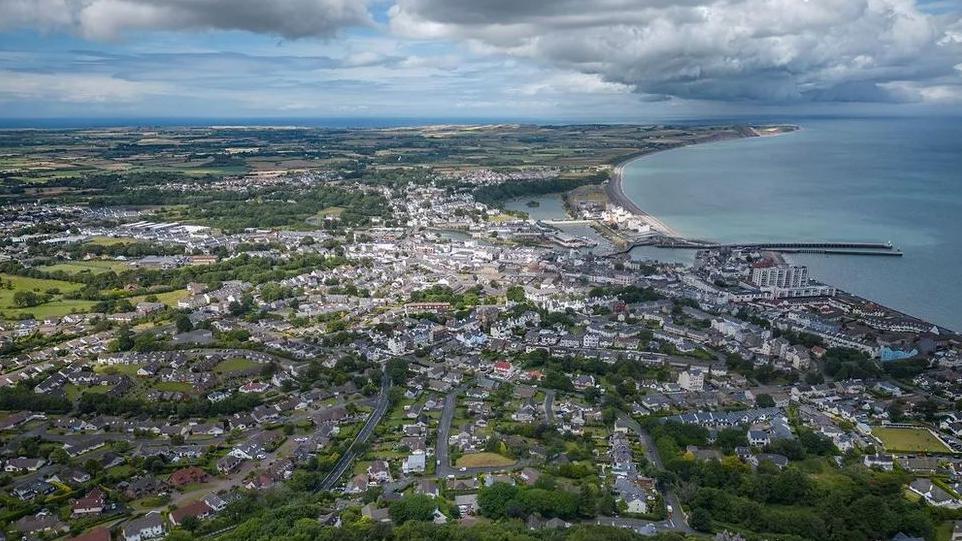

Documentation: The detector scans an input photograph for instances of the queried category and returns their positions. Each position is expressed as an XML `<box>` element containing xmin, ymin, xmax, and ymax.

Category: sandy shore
<box><xmin>606</xmin><ymin>158</ymin><xmax>682</xmax><ymax>238</ymax></box>
<box><xmin>604</xmin><ymin>126</ymin><xmax>798</xmax><ymax>239</ymax></box>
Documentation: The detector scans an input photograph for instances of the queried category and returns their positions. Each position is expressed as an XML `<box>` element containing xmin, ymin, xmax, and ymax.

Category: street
<box><xmin>319</xmin><ymin>373</ymin><xmax>392</xmax><ymax>491</ymax></box>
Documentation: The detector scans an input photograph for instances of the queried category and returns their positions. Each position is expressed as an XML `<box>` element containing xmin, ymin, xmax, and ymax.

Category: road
<box><xmin>435</xmin><ymin>386</ymin><xmax>526</xmax><ymax>478</ymax></box>
<box><xmin>543</xmin><ymin>389</ymin><xmax>556</xmax><ymax>425</ymax></box>
<box><xmin>319</xmin><ymin>373</ymin><xmax>392</xmax><ymax>491</ymax></box>
<box><xmin>617</xmin><ymin>415</ymin><xmax>692</xmax><ymax>533</ymax></box>
<box><xmin>436</xmin><ymin>388</ymin><xmax>459</xmax><ymax>478</ymax></box>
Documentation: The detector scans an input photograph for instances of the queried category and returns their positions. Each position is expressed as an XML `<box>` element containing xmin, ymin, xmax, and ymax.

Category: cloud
<box><xmin>513</xmin><ymin>72</ymin><xmax>634</xmax><ymax>96</ymax></box>
<box><xmin>0</xmin><ymin>69</ymin><xmax>167</xmax><ymax>102</ymax></box>
<box><xmin>388</xmin><ymin>0</ymin><xmax>962</xmax><ymax>104</ymax></box>
<box><xmin>0</xmin><ymin>0</ymin><xmax>372</xmax><ymax>40</ymax></box>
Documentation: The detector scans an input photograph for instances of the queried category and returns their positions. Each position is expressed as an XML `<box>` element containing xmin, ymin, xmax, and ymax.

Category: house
<box><xmin>121</xmin><ymin>475</ymin><xmax>166</xmax><ymax>499</ymax></box>
<box><xmin>367</xmin><ymin>460</ymin><xmax>392</xmax><ymax>484</ymax></box>
<box><xmin>402</xmin><ymin>453</ymin><xmax>426</xmax><ymax>474</ymax></box>
<box><xmin>908</xmin><ymin>478</ymin><xmax>962</xmax><ymax>509</ymax></box>
<box><xmin>455</xmin><ymin>493</ymin><xmax>479</xmax><ymax>515</ymax></box>
<box><xmin>345</xmin><ymin>474</ymin><xmax>368</xmax><ymax>494</ymax></box>
<box><xmin>361</xmin><ymin>503</ymin><xmax>392</xmax><ymax>523</ymax></box>
<box><xmin>613</xmin><ymin>477</ymin><xmax>649</xmax><ymax>514</ymax></box>
<box><xmin>751</xmin><ymin>453</ymin><xmax>790</xmax><ymax>469</ymax></box>
<box><xmin>678</xmin><ymin>368</ymin><xmax>705</xmax><ymax>392</ymax></box>
<box><xmin>747</xmin><ymin>429</ymin><xmax>771</xmax><ymax>447</ymax></box>
<box><xmin>492</xmin><ymin>360</ymin><xmax>515</xmax><ymax>379</ymax></box>
<box><xmin>72</xmin><ymin>487</ymin><xmax>106</xmax><ymax>517</ymax></box>
<box><xmin>573</xmin><ymin>374</ymin><xmax>595</xmax><ymax>391</ymax></box>
<box><xmin>864</xmin><ymin>453</ymin><xmax>895</xmax><ymax>471</ymax></box>
<box><xmin>122</xmin><ymin>512</ymin><xmax>165</xmax><ymax>541</ymax></box>
<box><xmin>4</xmin><ymin>457</ymin><xmax>46</xmax><ymax>472</ymax></box>
<box><xmin>217</xmin><ymin>454</ymin><xmax>244</xmax><ymax>474</ymax></box>
<box><xmin>169</xmin><ymin>466</ymin><xmax>209</xmax><ymax>487</ymax></box>
<box><xmin>448</xmin><ymin>478</ymin><xmax>479</xmax><ymax>491</ymax></box>
<box><xmin>519</xmin><ymin>467</ymin><xmax>541</xmax><ymax>486</ymax></box>
<box><xmin>170</xmin><ymin>500</ymin><xmax>213</xmax><ymax>526</ymax></box>
<box><xmin>14</xmin><ymin>511</ymin><xmax>67</xmax><ymax>536</ymax></box>
<box><xmin>416</xmin><ymin>479</ymin><xmax>440</xmax><ymax>498</ymax></box>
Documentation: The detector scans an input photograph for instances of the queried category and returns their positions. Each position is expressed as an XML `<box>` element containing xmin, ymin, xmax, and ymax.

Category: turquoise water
<box><xmin>621</xmin><ymin>117</ymin><xmax>962</xmax><ymax>331</ymax></box>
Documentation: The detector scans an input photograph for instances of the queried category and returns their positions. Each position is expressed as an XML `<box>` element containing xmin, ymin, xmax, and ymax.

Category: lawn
<box><xmin>0</xmin><ymin>273</ymin><xmax>92</xmax><ymax>319</ymax></box>
<box><xmin>87</xmin><ymin>236</ymin><xmax>136</xmax><ymax>246</ymax></box>
<box><xmin>488</xmin><ymin>213</ymin><xmax>521</xmax><ymax>224</ymax></box>
<box><xmin>872</xmin><ymin>426</ymin><xmax>952</xmax><ymax>453</ymax></box>
<box><xmin>214</xmin><ymin>357</ymin><xmax>261</xmax><ymax>375</ymax></box>
<box><xmin>65</xmin><ymin>384</ymin><xmax>111</xmax><ymax>401</ymax></box>
<box><xmin>40</xmin><ymin>260</ymin><xmax>130</xmax><ymax>275</ymax></box>
<box><xmin>128</xmin><ymin>289</ymin><xmax>188</xmax><ymax>306</ymax></box>
<box><xmin>153</xmin><ymin>381</ymin><xmax>194</xmax><ymax>393</ymax></box>
<box><xmin>455</xmin><ymin>452</ymin><xmax>516</xmax><ymax>468</ymax></box>
<box><xmin>95</xmin><ymin>364</ymin><xmax>143</xmax><ymax>376</ymax></box>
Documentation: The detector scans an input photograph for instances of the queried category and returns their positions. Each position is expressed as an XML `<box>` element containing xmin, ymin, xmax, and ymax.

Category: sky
<box><xmin>0</xmin><ymin>0</ymin><xmax>961</xmax><ymax>121</ymax></box>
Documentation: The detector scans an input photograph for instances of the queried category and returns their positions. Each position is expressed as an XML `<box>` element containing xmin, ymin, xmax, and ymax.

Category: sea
<box><xmin>618</xmin><ymin>117</ymin><xmax>962</xmax><ymax>331</ymax></box>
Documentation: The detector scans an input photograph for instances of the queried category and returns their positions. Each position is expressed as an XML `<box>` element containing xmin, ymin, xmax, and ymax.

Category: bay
<box><xmin>621</xmin><ymin>117</ymin><xmax>962</xmax><ymax>331</ymax></box>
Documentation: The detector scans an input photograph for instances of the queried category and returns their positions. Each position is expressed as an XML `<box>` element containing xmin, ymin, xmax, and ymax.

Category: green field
<box><xmin>40</xmin><ymin>260</ymin><xmax>131</xmax><ymax>275</ymax></box>
<box><xmin>0</xmin><ymin>273</ymin><xmax>93</xmax><ymax>319</ymax></box>
<box><xmin>455</xmin><ymin>452</ymin><xmax>516</xmax><ymax>468</ymax></box>
<box><xmin>87</xmin><ymin>236</ymin><xmax>136</xmax><ymax>246</ymax></box>
<box><xmin>872</xmin><ymin>426</ymin><xmax>952</xmax><ymax>453</ymax></box>
<box><xmin>128</xmin><ymin>289</ymin><xmax>188</xmax><ymax>306</ymax></box>
<box><xmin>214</xmin><ymin>357</ymin><xmax>261</xmax><ymax>375</ymax></box>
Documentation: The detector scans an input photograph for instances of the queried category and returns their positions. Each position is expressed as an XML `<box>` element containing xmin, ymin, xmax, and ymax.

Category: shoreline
<box><xmin>606</xmin><ymin>126</ymin><xmax>798</xmax><ymax>239</ymax></box>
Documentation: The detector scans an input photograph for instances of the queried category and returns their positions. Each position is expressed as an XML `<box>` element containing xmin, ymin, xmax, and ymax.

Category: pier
<box><xmin>603</xmin><ymin>236</ymin><xmax>903</xmax><ymax>257</ymax></box>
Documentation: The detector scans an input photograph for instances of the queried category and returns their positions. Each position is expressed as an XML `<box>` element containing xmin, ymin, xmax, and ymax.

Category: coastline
<box><xmin>606</xmin><ymin>126</ymin><xmax>798</xmax><ymax>239</ymax></box>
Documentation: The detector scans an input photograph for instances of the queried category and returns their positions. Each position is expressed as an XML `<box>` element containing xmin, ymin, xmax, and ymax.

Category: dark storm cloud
<box><xmin>0</xmin><ymin>0</ymin><xmax>372</xmax><ymax>39</ymax></box>
<box><xmin>390</xmin><ymin>0</ymin><xmax>962</xmax><ymax>103</ymax></box>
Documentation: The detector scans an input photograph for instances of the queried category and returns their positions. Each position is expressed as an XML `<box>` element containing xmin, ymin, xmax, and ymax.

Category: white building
<box><xmin>122</xmin><ymin>512</ymin><xmax>165</xmax><ymax>541</ymax></box>
<box><xmin>678</xmin><ymin>368</ymin><xmax>705</xmax><ymax>392</ymax></box>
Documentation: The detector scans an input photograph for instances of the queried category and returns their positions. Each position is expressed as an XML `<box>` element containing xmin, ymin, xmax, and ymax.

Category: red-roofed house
<box><xmin>72</xmin><ymin>488</ymin><xmax>106</xmax><ymax>517</ymax></box>
<box><xmin>493</xmin><ymin>361</ymin><xmax>515</xmax><ymax>379</ymax></box>
<box><xmin>168</xmin><ymin>466</ymin><xmax>209</xmax><ymax>488</ymax></box>
<box><xmin>169</xmin><ymin>500</ymin><xmax>212</xmax><ymax>526</ymax></box>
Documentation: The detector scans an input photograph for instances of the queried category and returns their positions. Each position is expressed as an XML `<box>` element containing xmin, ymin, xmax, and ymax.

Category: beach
<box><xmin>606</xmin><ymin>158</ymin><xmax>682</xmax><ymax>238</ymax></box>
<box><xmin>605</xmin><ymin>125</ymin><xmax>797</xmax><ymax>240</ymax></box>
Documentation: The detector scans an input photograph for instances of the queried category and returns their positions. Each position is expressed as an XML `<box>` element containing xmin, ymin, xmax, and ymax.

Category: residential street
<box><xmin>617</xmin><ymin>415</ymin><xmax>692</xmax><ymax>533</ymax></box>
<box><xmin>319</xmin><ymin>374</ymin><xmax>392</xmax><ymax>491</ymax></box>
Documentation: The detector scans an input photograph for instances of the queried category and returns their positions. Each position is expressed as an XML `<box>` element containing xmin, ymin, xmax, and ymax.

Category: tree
<box><xmin>388</xmin><ymin>494</ymin><xmax>437</xmax><ymax>524</ymax></box>
<box><xmin>109</xmin><ymin>325</ymin><xmax>134</xmax><ymax>352</ymax></box>
<box><xmin>385</xmin><ymin>358</ymin><xmax>409</xmax><ymax>385</ymax></box>
<box><xmin>13</xmin><ymin>290</ymin><xmax>41</xmax><ymax>307</ymax></box>
<box><xmin>179</xmin><ymin>516</ymin><xmax>200</xmax><ymax>532</ymax></box>
<box><xmin>477</xmin><ymin>482</ymin><xmax>520</xmax><ymax>519</ymax></box>
<box><xmin>175</xmin><ymin>313</ymin><xmax>193</xmax><ymax>333</ymax></box>
<box><xmin>506</xmin><ymin>286</ymin><xmax>526</xmax><ymax>303</ymax></box>
<box><xmin>690</xmin><ymin>507</ymin><xmax>712</xmax><ymax>532</ymax></box>
<box><xmin>715</xmin><ymin>427</ymin><xmax>748</xmax><ymax>453</ymax></box>
<box><xmin>755</xmin><ymin>393</ymin><xmax>776</xmax><ymax>407</ymax></box>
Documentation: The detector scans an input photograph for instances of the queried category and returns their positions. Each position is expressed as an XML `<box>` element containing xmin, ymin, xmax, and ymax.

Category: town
<box><xmin>1</xmin><ymin>124</ymin><xmax>960</xmax><ymax>541</ymax></box>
